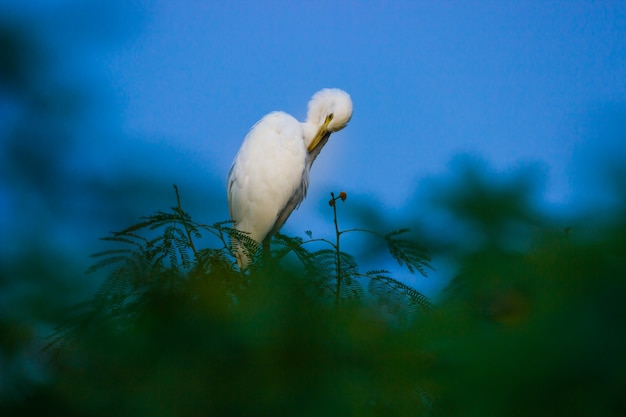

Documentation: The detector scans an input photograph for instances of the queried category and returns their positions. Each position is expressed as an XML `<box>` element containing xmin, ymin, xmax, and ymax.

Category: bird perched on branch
<box><xmin>227</xmin><ymin>88</ymin><xmax>353</xmax><ymax>269</ymax></box>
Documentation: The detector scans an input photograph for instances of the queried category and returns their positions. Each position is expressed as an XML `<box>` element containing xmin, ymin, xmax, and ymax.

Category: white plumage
<box><xmin>227</xmin><ymin>88</ymin><xmax>353</xmax><ymax>269</ymax></box>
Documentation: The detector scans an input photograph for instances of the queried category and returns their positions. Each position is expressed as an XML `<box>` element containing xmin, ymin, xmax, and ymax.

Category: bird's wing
<box><xmin>269</xmin><ymin>130</ymin><xmax>333</xmax><ymax>236</ymax></box>
<box><xmin>226</xmin><ymin>162</ymin><xmax>238</xmax><ymax>220</ymax></box>
<box><xmin>269</xmin><ymin>165</ymin><xmax>308</xmax><ymax>237</ymax></box>
<box><xmin>228</xmin><ymin>111</ymin><xmax>306</xmax><ymax>242</ymax></box>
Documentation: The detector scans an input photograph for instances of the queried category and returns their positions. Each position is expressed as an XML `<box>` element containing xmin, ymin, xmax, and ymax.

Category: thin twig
<box><xmin>330</xmin><ymin>192</ymin><xmax>342</xmax><ymax>309</ymax></box>
<box><xmin>173</xmin><ymin>184</ymin><xmax>198</xmax><ymax>257</ymax></box>
<box><xmin>339</xmin><ymin>228</ymin><xmax>384</xmax><ymax>238</ymax></box>
<box><xmin>300</xmin><ymin>237</ymin><xmax>337</xmax><ymax>248</ymax></box>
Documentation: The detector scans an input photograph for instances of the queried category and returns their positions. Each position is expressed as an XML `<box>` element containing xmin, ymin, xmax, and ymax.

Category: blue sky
<box><xmin>3</xmin><ymin>1</ymin><xmax>626</xmax><ymax>295</ymax></box>
<box><xmin>101</xmin><ymin>1</ymin><xmax>625</xmax><ymax>206</ymax></box>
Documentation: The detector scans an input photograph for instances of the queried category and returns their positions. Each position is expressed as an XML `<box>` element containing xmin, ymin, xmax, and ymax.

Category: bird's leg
<box><xmin>262</xmin><ymin>237</ymin><xmax>271</xmax><ymax>265</ymax></box>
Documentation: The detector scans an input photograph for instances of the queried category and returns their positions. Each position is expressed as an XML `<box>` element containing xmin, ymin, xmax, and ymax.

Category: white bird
<box><xmin>227</xmin><ymin>88</ymin><xmax>353</xmax><ymax>269</ymax></box>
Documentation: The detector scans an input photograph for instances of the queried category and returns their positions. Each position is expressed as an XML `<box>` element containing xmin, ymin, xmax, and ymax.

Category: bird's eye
<box><xmin>326</xmin><ymin>114</ymin><xmax>334</xmax><ymax>122</ymax></box>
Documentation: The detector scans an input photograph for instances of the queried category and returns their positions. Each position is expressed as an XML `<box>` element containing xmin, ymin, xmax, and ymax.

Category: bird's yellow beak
<box><xmin>307</xmin><ymin>114</ymin><xmax>333</xmax><ymax>153</ymax></box>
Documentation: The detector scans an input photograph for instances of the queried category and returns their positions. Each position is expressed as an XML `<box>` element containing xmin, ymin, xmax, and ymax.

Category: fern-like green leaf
<box><xmin>366</xmin><ymin>272</ymin><xmax>433</xmax><ymax>313</ymax></box>
<box><xmin>385</xmin><ymin>229</ymin><xmax>433</xmax><ymax>276</ymax></box>
<box><xmin>272</xmin><ymin>233</ymin><xmax>313</xmax><ymax>265</ymax></box>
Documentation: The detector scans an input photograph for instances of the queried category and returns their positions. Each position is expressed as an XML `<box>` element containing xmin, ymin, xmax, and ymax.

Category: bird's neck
<box><xmin>301</xmin><ymin>121</ymin><xmax>319</xmax><ymax>150</ymax></box>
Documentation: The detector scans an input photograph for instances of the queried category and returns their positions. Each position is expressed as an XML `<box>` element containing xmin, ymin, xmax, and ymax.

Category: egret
<box><xmin>227</xmin><ymin>88</ymin><xmax>353</xmax><ymax>269</ymax></box>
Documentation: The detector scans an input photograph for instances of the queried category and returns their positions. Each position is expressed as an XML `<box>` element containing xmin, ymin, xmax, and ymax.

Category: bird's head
<box><xmin>304</xmin><ymin>88</ymin><xmax>353</xmax><ymax>152</ymax></box>
<box><xmin>308</xmin><ymin>88</ymin><xmax>353</xmax><ymax>132</ymax></box>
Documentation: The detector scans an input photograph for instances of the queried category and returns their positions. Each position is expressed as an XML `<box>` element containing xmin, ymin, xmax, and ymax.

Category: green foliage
<box><xmin>14</xmin><ymin>186</ymin><xmax>433</xmax><ymax>417</ymax></box>
<box><xmin>48</xmin><ymin>187</ymin><xmax>432</xmax><ymax>347</ymax></box>
<box><xmin>384</xmin><ymin>228</ymin><xmax>432</xmax><ymax>276</ymax></box>
<box><xmin>365</xmin><ymin>271</ymin><xmax>433</xmax><ymax>323</ymax></box>
<box><xmin>4</xmin><ymin>173</ymin><xmax>626</xmax><ymax>417</ymax></box>
<box><xmin>273</xmin><ymin>192</ymin><xmax>433</xmax><ymax>312</ymax></box>
<box><xmin>416</xmin><ymin>225</ymin><xmax>626</xmax><ymax>417</ymax></box>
